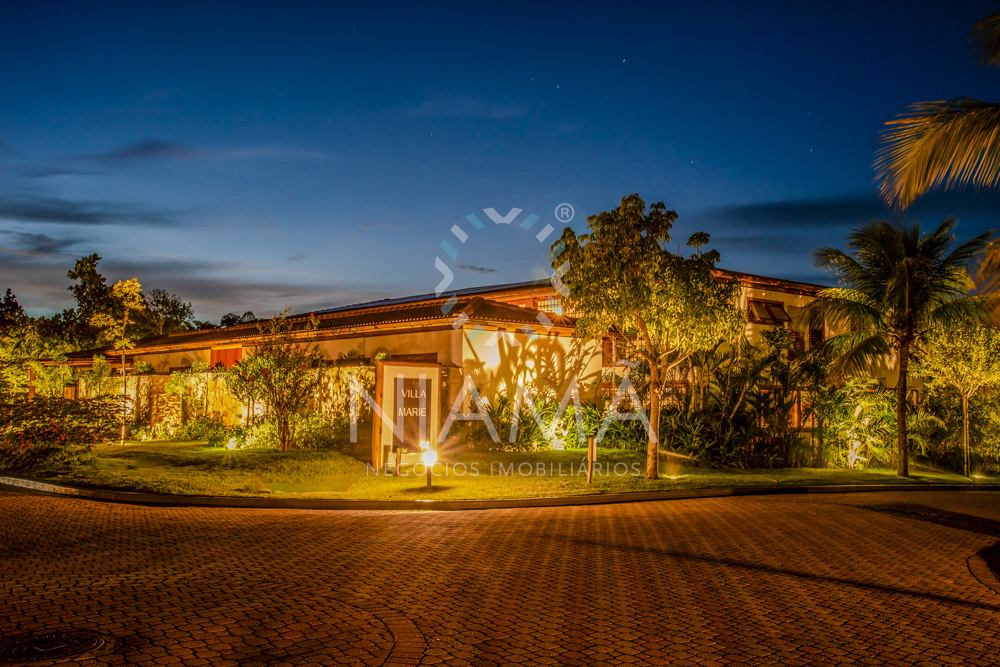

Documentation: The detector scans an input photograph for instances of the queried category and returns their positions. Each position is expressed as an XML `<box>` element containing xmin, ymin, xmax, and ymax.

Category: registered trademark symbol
<box><xmin>555</xmin><ymin>203</ymin><xmax>575</xmax><ymax>223</ymax></box>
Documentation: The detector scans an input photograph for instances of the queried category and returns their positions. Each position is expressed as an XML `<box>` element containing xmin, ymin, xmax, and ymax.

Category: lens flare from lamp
<box><xmin>421</xmin><ymin>449</ymin><xmax>437</xmax><ymax>466</ymax></box>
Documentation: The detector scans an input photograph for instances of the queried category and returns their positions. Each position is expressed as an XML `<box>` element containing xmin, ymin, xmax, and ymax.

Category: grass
<box><xmin>8</xmin><ymin>440</ymin><xmax>996</xmax><ymax>501</ymax></box>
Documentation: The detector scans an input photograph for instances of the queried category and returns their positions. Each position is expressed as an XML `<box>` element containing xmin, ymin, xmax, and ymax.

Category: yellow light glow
<box><xmin>421</xmin><ymin>449</ymin><xmax>438</xmax><ymax>466</ymax></box>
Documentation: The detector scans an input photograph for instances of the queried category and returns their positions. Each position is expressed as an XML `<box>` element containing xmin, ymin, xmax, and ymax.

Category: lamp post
<box><xmin>420</xmin><ymin>441</ymin><xmax>436</xmax><ymax>489</ymax></box>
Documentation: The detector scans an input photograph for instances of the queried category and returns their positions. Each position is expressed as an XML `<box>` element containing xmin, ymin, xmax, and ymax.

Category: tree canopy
<box><xmin>552</xmin><ymin>193</ymin><xmax>746</xmax><ymax>478</ymax></box>
<box><xmin>914</xmin><ymin>323</ymin><xmax>1000</xmax><ymax>476</ymax></box>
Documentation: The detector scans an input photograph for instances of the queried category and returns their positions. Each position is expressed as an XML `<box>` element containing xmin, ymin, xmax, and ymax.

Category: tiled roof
<box><xmin>65</xmin><ymin>271</ymin><xmax>826</xmax><ymax>361</ymax></box>
<box><xmin>313</xmin><ymin>279</ymin><xmax>553</xmax><ymax>314</ymax></box>
<box><xmin>66</xmin><ymin>292</ymin><xmax>571</xmax><ymax>360</ymax></box>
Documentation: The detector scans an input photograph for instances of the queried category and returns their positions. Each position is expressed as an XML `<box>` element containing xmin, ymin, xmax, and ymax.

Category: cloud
<box><xmin>457</xmin><ymin>262</ymin><xmax>498</xmax><ymax>274</ymax></box>
<box><xmin>0</xmin><ymin>195</ymin><xmax>176</xmax><ymax>226</ymax></box>
<box><xmin>699</xmin><ymin>190</ymin><xmax>1000</xmax><ymax>234</ymax></box>
<box><xmin>700</xmin><ymin>195</ymin><xmax>887</xmax><ymax>228</ymax></box>
<box><xmin>98</xmin><ymin>140</ymin><xmax>199</xmax><ymax>161</ymax></box>
<box><xmin>403</xmin><ymin>97</ymin><xmax>530</xmax><ymax>120</ymax></box>
<box><xmin>3</xmin><ymin>232</ymin><xmax>79</xmax><ymax>255</ymax></box>
<box><xmin>0</xmin><ymin>252</ymin><xmax>397</xmax><ymax>320</ymax></box>
<box><xmin>285</xmin><ymin>254</ymin><xmax>309</xmax><ymax>262</ymax></box>
<box><xmin>90</xmin><ymin>140</ymin><xmax>336</xmax><ymax>164</ymax></box>
<box><xmin>215</xmin><ymin>146</ymin><xmax>336</xmax><ymax>161</ymax></box>
<box><xmin>17</xmin><ymin>166</ymin><xmax>96</xmax><ymax>178</ymax></box>
<box><xmin>359</xmin><ymin>222</ymin><xmax>407</xmax><ymax>230</ymax></box>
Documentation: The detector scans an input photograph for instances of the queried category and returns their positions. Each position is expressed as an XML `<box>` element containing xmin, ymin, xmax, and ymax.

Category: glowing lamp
<box><xmin>227</xmin><ymin>439</ymin><xmax>237</xmax><ymax>450</ymax></box>
<box><xmin>419</xmin><ymin>441</ymin><xmax>436</xmax><ymax>488</ymax></box>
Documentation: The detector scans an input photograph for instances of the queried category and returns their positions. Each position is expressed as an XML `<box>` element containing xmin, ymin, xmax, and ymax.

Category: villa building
<box><xmin>58</xmin><ymin>270</ymin><xmax>832</xmax><ymax>465</ymax></box>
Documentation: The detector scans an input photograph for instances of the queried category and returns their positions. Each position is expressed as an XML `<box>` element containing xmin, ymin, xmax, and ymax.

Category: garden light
<box><xmin>227</xmin><ymin>439</ymin><xmax>237</xmax><ymax>450</ymax></box>
<box><xmin>420</xmin><ymin>441</ymin><xmax>436</xmax><ymax>488</ymax></box>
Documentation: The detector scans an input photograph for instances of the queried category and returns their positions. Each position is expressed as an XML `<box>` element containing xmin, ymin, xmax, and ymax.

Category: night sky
<box><xmin>2</xmin><ymin>1</ymin><xmax>999</xmax><ymax>319</ymax></box>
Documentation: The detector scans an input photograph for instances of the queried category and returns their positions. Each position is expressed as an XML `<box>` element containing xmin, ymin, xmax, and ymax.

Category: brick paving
<box><xmin>1</xmin><ymin>488</ymin><xmax>1000</xmax><ymax>666</ymax></box>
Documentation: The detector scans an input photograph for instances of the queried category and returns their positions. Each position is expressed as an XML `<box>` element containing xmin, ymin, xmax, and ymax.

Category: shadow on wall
<box><xmin>464</xmin><ymin>332</ymin><xmax>602</xmax><ymax>404</ymax></box>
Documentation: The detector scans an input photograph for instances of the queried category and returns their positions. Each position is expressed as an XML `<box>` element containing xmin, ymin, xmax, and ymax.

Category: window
<box><xmin>601</xmin><ymin>338</ymin><xmax>615</xmax><ymax>367</ymax></box>
<box><xmin>809</xmin><ymin>328</ymin><xmax>824</xmax><ymax>348</ymax></box>
<box><xmin>210</xmin><ymin>347</ymin><xmax>243</xmax><ymax>369</ymax></box>
<box><xmin>537</xmin><ymin>297</ymin><xmax>563</xmax><ymax>315</ymax></box>
<box><xmin>747</xmin><ymin>299</ymin><xmax>792</xmax><ymax>324</ymax></box>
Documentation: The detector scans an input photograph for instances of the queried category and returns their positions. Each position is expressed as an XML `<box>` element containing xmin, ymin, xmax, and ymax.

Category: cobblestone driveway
<box><xmin>2</xmin><ymin>488</ymin><xmax>999</xmax><ymax>666</ymax></box>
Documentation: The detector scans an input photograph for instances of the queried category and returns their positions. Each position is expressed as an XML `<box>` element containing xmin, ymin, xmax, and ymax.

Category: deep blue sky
<box><xmin>2</xmin><ymin>1</ymin><xmax>999</xmax><ymax>319</ymax></box>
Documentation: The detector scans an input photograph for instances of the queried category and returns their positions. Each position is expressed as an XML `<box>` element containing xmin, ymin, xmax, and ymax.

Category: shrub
<box><xmin>216</xmin><ymin>412</ymin><xmax>345</xmax><ymax>450</ymax></box>
<box><xmin>292</xmin><ymin>412</ymin><xmax>346</xmax><ymax>450</ymax></box>
<box><xmin>0</xmin><ymin>397</ymin><xmax>117</xmax><ymax>469</ymax></box>
<box><xmin>132</xmin><ymin>416</ymin><xmax>226</xmax><ymax>444</ymax></box>
<box><xmin>171</xmin><ymin>416</ymin><xmax>225</xmax><ymax>443</ymax></box>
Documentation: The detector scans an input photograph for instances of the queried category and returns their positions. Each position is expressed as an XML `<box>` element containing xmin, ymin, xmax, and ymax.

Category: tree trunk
<box><xmin>962</xmin><ymin>393</ymin><xmax>971</xmax><ymax>477</ymax></box>
<box><xmin>280</xmin><ymin>416</ymin><xmax>289</xmax><ymax>453</ymax></box>
<box><xmin>120</xmin><ymin>351</ymin><xmax>127</xmax><ymax>446</ymax></box>
<box><xmin>646</xmin><ymin>361</ymin><xmax>660</xmax><ymax>479</ymax></box>
<box><xmin>896</xmin><ymin>343</ymin><xmax>909</xmax><ymax>478</ymax></box>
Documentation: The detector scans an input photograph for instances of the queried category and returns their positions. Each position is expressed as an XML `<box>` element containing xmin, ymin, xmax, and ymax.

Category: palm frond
<box><xmin>971</xmin><ymin>11</ymin><xmax>1000</xmax><ymax>68</ymax></box>
<box><xmin>821</xmin><ymin>331</ymin><xmax>892</xmax><ymax>379</ymax></box>
<box><xmin>927</xmin><ymin>294</ymin><xmax>995</xmax><ymax>328</ymax></box>
<box><xmin>810</xmin><ymin>288</ymin><xmax>885</xmax><ymax>332</ymax></box>
<box><xmin>874</xmin><ymin>98</ymin><xmax>1000</xmax><ymax>209</ymax></box>
<box><xmin>976</xmin><ymin>238</ymin><xmax>1000</xmax><ymax>294</ymax></box>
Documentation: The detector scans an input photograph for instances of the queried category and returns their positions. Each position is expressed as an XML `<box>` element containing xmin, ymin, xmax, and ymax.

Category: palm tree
<box><xmin>875</xmin><ymin>11</ymin><xmax>1000</xmax><ymax>210</ymax></box>
<box><xmin>812</xmin><ymin>219</ymin><xmax>991</xmax><ymax>477</ymax></box>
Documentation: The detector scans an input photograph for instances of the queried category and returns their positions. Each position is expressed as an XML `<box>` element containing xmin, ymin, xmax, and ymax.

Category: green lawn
<box><xmin>9</xmin><ymin>440</ymin><xmax>994</xmax><ymax>501</ymax></box>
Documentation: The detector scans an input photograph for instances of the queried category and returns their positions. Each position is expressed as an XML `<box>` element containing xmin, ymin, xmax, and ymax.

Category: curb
<box><xmin>3</xmin><ymin>475</ymin><xmax>1000</xmax><ymax>512</ymax></box>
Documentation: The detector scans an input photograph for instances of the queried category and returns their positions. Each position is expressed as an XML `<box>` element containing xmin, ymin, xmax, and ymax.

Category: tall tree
<box><xmin>66</xmin><ymin>254</ymin><xmax>114</xmax><ymax>323</ymax></box>
<box><xmin>224</xmin><ymin>354</ymin><xmax>265</xmax><ymax>426</ymax></box>
<box><xmin>221</xmin><ymin>311</ymin><xmax>256</xmax><ymax>328</ymax></box>
<box><xmin>90</xmin><ymin>279</ymin><xmax>145</xmax><ymax>445</ymax></box>
<box><xmin>141</xmin><ymin>289</ymin><xmax>194</xmax><ymax>336</ymax></box>
<box><xmin>0</xmin><ymin>289</ymin><xmax>24</xmax><ymax>326</ymax></box>
<box><xmin>913</xmin><ymin>323</ymin><xmax>1000</xmax><ymax>476</ymax></box>
<box><xmin>552</xmin><ymin>194</ymin><xmax>746</xmax><ymax>479</ymax></box>
<box><xmin>812</xmin><ymin>219</ymin><xmax>991</xmax><ymax>477</ymax></box>
<box><xmin>240</xmin><ymin>310</ymin><xmax>324</xmax><ymax>452</ymax></box>
<box><xmin>875</xmin><ymin>11</ymin><xmax>1000</xmax><ymax>209</ymax></box>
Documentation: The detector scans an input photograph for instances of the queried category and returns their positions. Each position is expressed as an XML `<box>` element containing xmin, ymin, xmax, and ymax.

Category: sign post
<box><xmin>587</xmin><ymin>437</ymin><xmax>596</xmax><ymax>484</ymax></box>
<box><xmin>371</xmin><ymin>360</ymin><xmax>441</xmax><ymax>473</ymax></box>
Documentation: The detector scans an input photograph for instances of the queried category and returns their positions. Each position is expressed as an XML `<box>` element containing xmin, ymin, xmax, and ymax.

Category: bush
<box><xmin>133</xmin><ymin>416</ymin><xmax>226</xmax><ymax>444</ymax></box>
<box><xmin>0</xmin><ymin>397</ymin><xmax>117</xmax><ymax>470</ymax></box>
<box><xmin>216</xmin><ymin>412</ymin><xmax>345</xmax><ymax>450</ymax></box>
<box><xmin>171</xmin><ymin>416</ymin><xmax>226</xmax><ymax>443</ymax></box>
<box><xmin>291</xmin><ymin>412</ymin><xmax>346</xmax><ymax>450</ymax></box>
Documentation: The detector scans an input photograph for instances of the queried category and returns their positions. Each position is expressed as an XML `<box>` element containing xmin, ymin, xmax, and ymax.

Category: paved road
<box><xmin>2</xmin><ymin>489</ymin><xmax>1000</xmax><ymax>666</ymax></box>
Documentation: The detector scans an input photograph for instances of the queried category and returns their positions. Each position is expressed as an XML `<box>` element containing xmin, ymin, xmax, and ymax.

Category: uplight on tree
<box><xmin>90</xmin><ymin>278</ymin><xmax>145</xmax><ymax>446</ymax></box>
